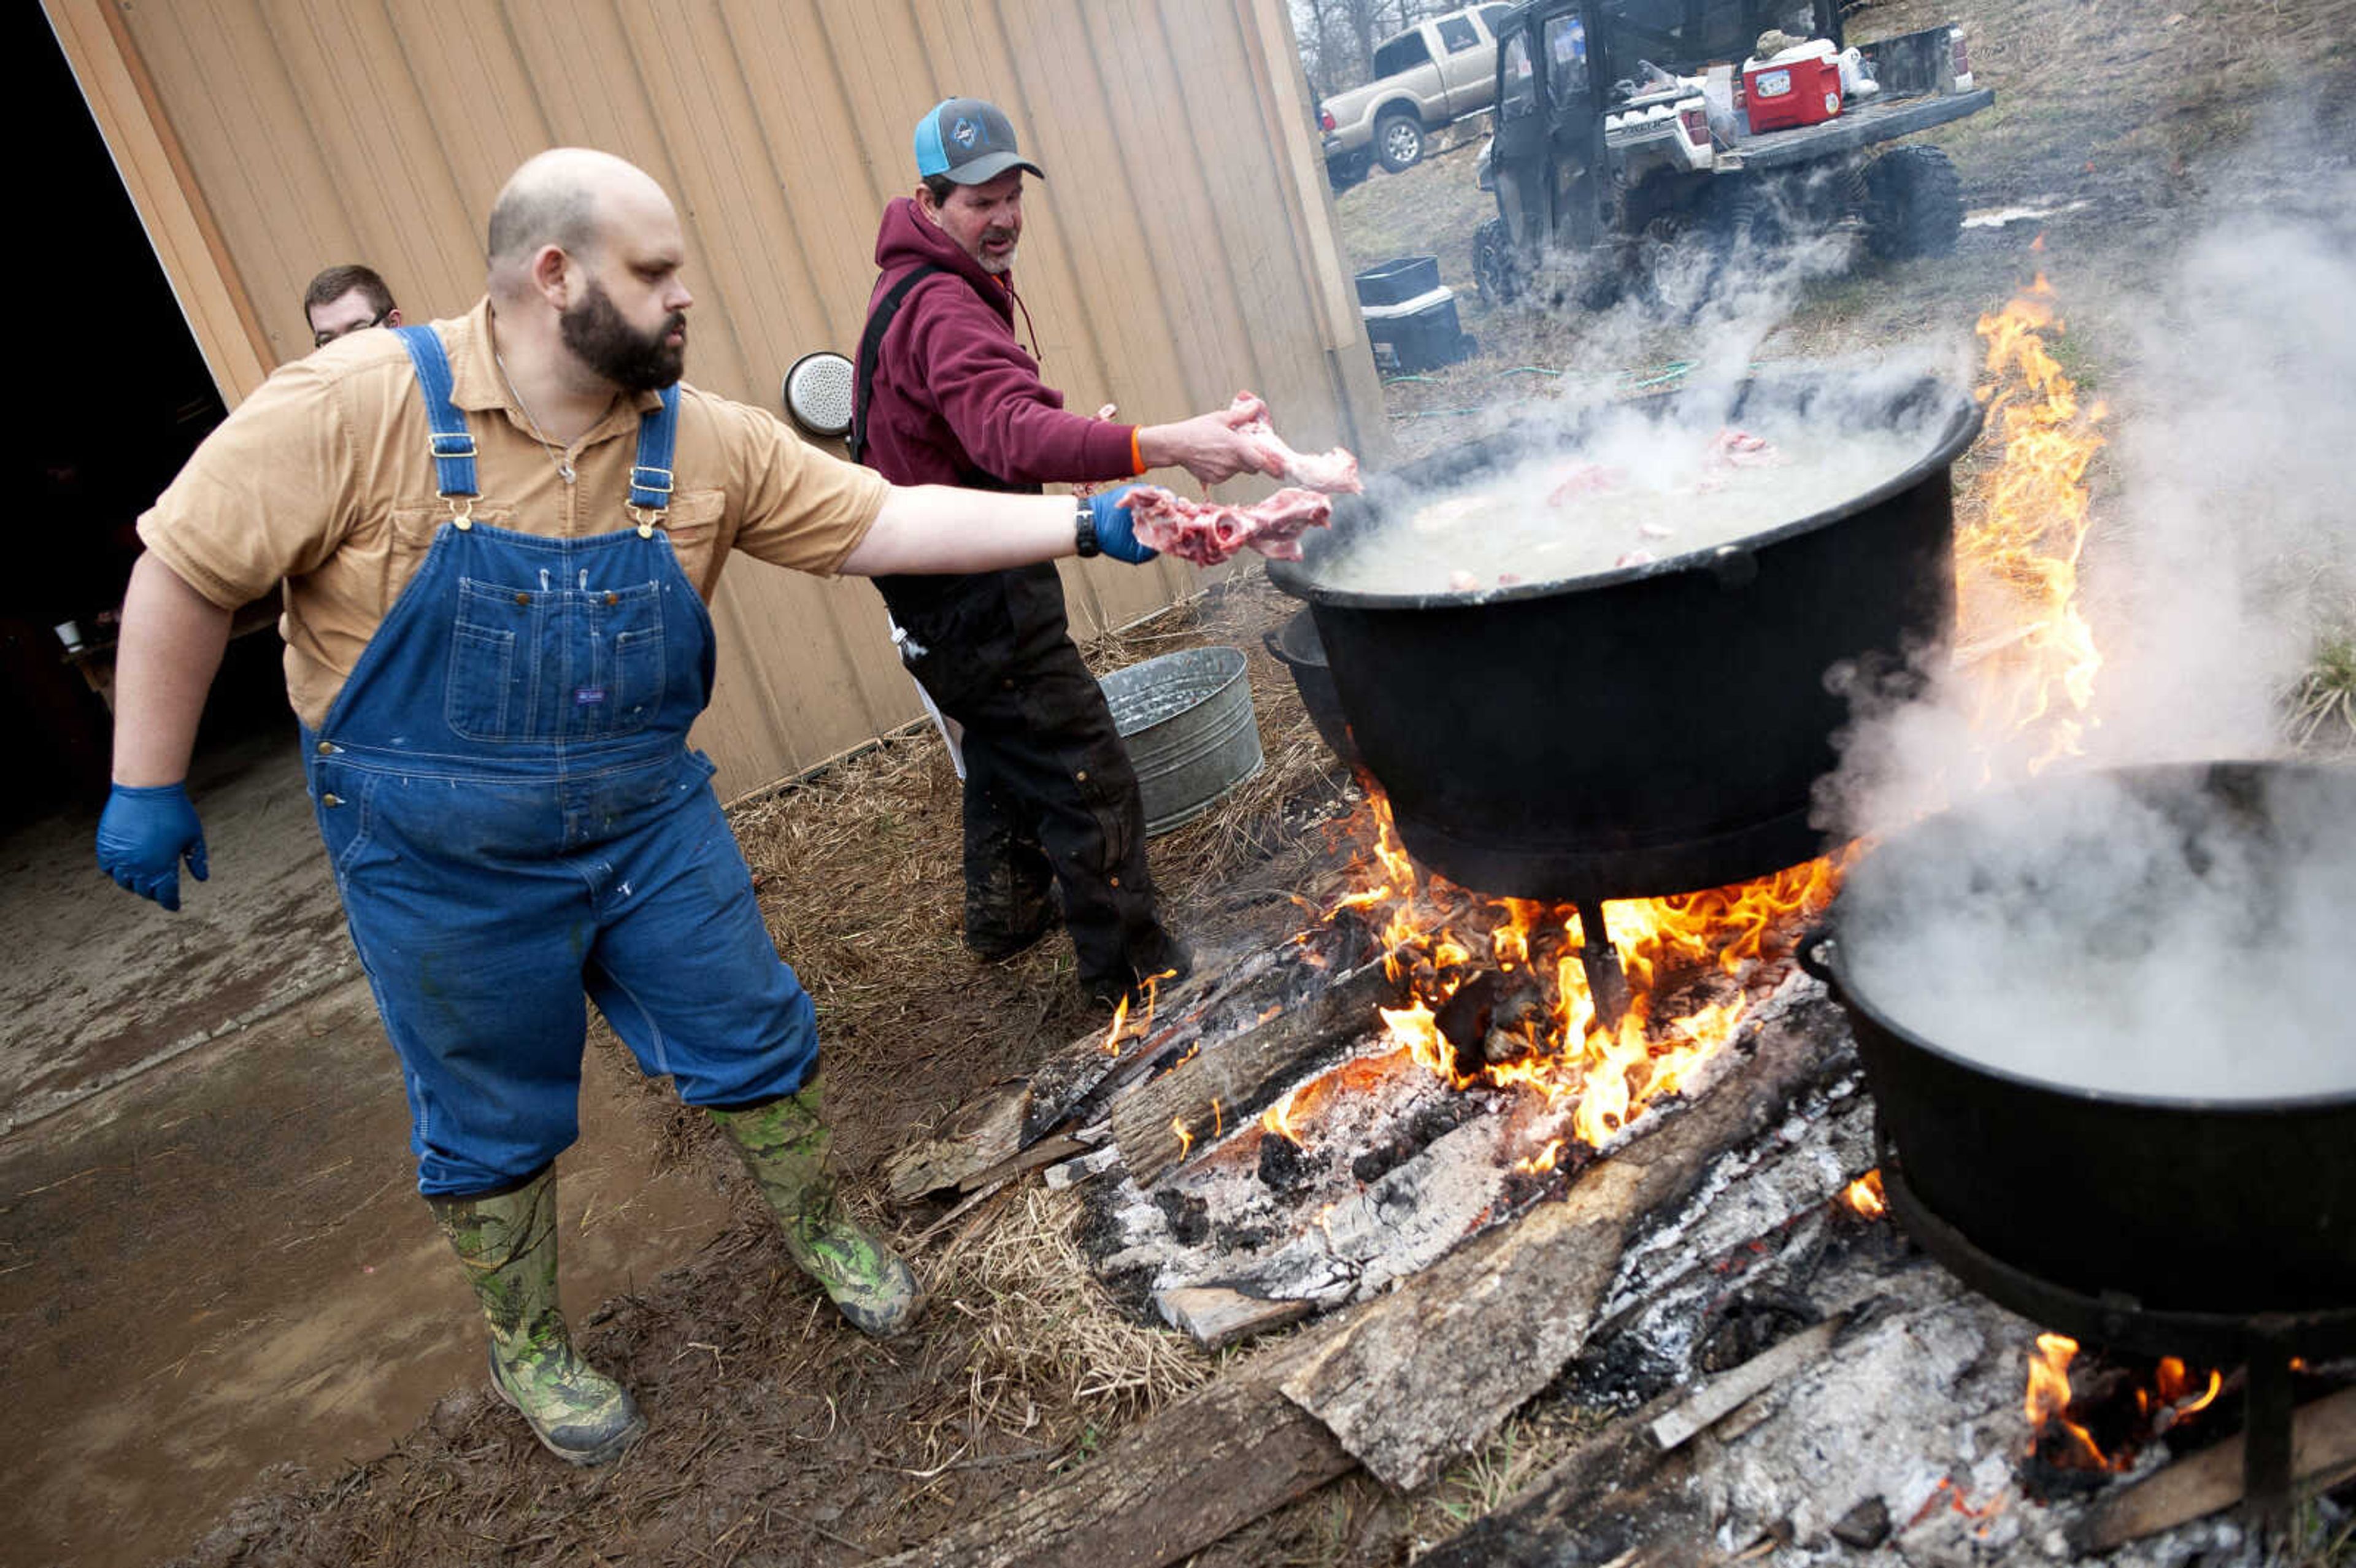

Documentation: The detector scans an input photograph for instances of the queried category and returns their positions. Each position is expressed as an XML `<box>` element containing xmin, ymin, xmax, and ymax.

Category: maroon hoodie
<box><xmin>859</xmin><ymin>196</ymin><xmax>1140</xmax><ymax>488</ymax></box>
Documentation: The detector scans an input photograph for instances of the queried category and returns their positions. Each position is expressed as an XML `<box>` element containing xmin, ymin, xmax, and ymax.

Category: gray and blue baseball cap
<box><xmin>914</xmin><ymin>98</ymin><xmax>1047</xmax><ymax>185</ymax></box>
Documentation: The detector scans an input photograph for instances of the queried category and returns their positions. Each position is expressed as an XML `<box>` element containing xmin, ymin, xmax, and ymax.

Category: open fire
<box><xmin>1236</xmin><ymin>264</ymin><xmax>2115</xmax><ymax>1172</ymax></box>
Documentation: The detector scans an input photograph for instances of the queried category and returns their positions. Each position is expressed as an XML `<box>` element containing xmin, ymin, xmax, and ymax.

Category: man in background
<box><xmin>302</xmin><ymin>263</ymin><xmax>402</xmax><ymax>347</ymax></box>
<box><xmin>853</xmin><ymin>96</ymin><xmax>1274</xmax><ymax>1009</ymax></box>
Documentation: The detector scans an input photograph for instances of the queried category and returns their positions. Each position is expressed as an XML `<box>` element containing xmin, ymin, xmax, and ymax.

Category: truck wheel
<box><xmin>1862</xmin><ymin>144</ymin><xmax>1963</xmax><ymax>260</ymax></box>
<box><xmin>1375</xmin><ymin>113</ymin><xmax>1425</xmax><ymax>174</ymax></box>
<box><xmin>1472</xmin><ymin>218</ymin><xmax>1524</xmax><ymax>307</ymax></box>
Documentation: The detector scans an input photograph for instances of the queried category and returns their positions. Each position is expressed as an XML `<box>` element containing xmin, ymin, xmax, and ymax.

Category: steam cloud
<box><xmin>1817</xmin><ymin>156</ymin><xmax>2356</xmax><ymax>1098</ymax></box>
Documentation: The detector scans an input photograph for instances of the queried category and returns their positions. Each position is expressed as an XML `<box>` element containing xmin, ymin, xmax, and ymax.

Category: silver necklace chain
<box><xmin>495</xmin><ymin>350</ymin><xmax>577</xmax><ymax>485</ymax></box>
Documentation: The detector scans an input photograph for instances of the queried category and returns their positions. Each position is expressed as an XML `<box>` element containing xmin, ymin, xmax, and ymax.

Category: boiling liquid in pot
<box><xmin>1841</xmin><ymin>769</ymin><xmax>2354</xmax><ymax>1102</ymax></box>
<box><xmin>1316</xmin><ymin>417</ymin><xmax>1939</xmax><ymax>595</ymax></box>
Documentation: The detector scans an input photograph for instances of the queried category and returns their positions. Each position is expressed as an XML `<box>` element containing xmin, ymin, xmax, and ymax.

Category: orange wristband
<box><xmin>1130</xmin><ymin>428</ymin><xmax>1145</xmax><ymax>477</ymax></box>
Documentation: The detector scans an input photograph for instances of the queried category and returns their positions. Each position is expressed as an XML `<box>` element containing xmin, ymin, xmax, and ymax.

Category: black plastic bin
<box><xmin>1366</xmin><ymin>294</ymin><xmax>1472</xmax><ymax>373</ymax></box>
<box><xmin>1353</xmin><ymin>255</ymin><xmax>1441</xmax><ymax>308</ymax></box>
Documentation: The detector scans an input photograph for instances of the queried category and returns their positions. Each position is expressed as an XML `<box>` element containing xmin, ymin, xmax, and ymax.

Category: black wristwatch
<box><xmin>1074</xmin><ymin>497</ymin><xmax>1101</xmax><ymax>558</ymax></box>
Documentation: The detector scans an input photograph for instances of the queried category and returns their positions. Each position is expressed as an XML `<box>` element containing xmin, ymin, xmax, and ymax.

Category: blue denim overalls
<box><xmin>305</xmin><ymin>326</ymin><xmax>818</xmax><ymax>1196</ymax></box>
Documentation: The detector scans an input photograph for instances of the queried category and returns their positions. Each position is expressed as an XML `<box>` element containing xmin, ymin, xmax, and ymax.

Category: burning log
<box><xmin>892</xmin><ymin>996</ymin><xmax>1845</xmax><ymax>1568</ymax></box>
<box><xmin>884</xmin><ymin>945</ymin><xmax>1299</xmax><ymax>1204</ymax></box>
<box><xmin>1276</xmin><ymin>997</ymin><xmax>1837</xmax><ymax>1491</ymax></box>
<box><xmin>2072</xmin><ymin>1384</ymin><xmax>2356</xmax><ymax>1553</ymax></box>
<box><xmin>1111</xmin><ymin>954</ymin><xmax>1401</xmax><ymax>1186</ymax></box>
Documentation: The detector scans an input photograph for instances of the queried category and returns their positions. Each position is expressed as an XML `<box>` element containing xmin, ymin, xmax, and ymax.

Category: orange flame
<box><xmin>1841</xmin><ymin>1169</ymin><xmax>1887</xmax><ymax>1219</ymax></box>
<box><xmin>2024</xmin><ymin>1333</ymin><xmax>2116</xmax><ymax>1469</ymax></box>
<box><xmin>1331</xmin><ymin>795</ymin><xmax>1839</xmax><ymax>1150</ymax></box>
<box><xmin>1172</xmin><ymin>1115</ymin><xmax>1193</xmax><ymax>1161</ymax></box>
<box><xmin>2023</xmin><ymin>1334</ymin><xmax>2220</xmax><ymax>1470</ymax></box>
<box><xmin>1955</xmin><ymin>276</ymin><xmax>2108</xmax><ymax>780</ymax></box>
<box><xmin>1296</xmin><ymin>275</ymin><xmax>2104</xmax><ymax>1170</ymax></box>
<box><xmin>1260</xmin><ymin>1086</ymin><xmax>1304</xmax><ymax>1144</ymax></box>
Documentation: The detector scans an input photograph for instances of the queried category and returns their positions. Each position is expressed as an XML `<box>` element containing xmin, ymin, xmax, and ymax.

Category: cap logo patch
<box><xmin>952</xmin><ymin>117</ymin><xmax>979</xmax><ymax>148</ymax></box>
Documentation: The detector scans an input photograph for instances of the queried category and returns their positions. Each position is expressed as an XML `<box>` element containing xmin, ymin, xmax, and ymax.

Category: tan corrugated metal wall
<box><xmin>45</xmin><ymin>0</ymin><xmax>1384</xmax><ymax>799</ymax></box>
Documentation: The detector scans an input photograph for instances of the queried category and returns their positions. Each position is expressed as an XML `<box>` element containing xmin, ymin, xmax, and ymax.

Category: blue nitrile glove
<box><xmin>96</xmin><ymin>782</ymin><xmax>209</xmax><ymax>912</ymax></box>
<box><xmin>1090</xmin><ymin>485</ymin><xmax>1159</xmax><ymax>565</ymax></box>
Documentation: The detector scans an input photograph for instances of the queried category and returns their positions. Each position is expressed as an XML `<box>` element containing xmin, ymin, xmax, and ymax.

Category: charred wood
<box><xmin>1276</xmin><ymin>1003</ymin><xmax>1836</xmax><ymax>1491</ymax></box>
<box><xmin>2072</xmin><ymin>1383</ymin><xmax>2356</xmax><ymax>1553</ymax></box>
<box><xmin>1111</xmin><ymin>955</ymin><xmax>1401</xmax><ymax>1186</ymax></box>
<box><xmin>885</xmin><ymin>940</ymin><xmax>1332</xmax><ymax>1203</ymax></box>
<box><xmin>863</xmin><ymin>1348</ymin><xmax>1353</xmax><ymax>1568</ymax></box>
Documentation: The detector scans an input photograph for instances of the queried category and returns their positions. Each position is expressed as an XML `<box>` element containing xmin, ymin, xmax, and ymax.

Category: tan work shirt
<box><xmin>138</xmin><ymin>298</ymin><xmax>888</xmax><ymax>729</ymax></box>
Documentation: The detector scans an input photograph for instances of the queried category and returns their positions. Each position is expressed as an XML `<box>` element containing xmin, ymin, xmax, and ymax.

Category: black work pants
<box><xmin>884</xmin><ymin>566</ymin><xmax>1175</xmax><ymax>994</ymax></box>
<box><xmin>943</xmin><ymin>639</ymin><xmax>1169</xmax><ymax>990</ymax></box>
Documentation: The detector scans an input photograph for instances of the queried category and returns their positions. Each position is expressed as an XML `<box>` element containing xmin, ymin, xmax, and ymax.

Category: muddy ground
<box><xmin>3</xmin><ymin>0</ymin><xmax>2352</xmax><ymax>1562</ymax></box>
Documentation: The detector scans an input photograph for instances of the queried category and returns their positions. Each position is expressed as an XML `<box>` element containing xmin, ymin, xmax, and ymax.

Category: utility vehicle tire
<box><xmin>1862</xmin><ymin>144</ymin><xmax>1963</xmax><ymax>260</ymax></box>
<box><xmin>1711</xmin><ymin>182</ymin><xmax>1785</xmax><ymax>256</ymax></box>
<box><xmin>1375</xmin><ymin>113</ymin><xmax>1425</xmax><ymax>173</ymax></box>
<box><xmin>1472</xmin><ymin>217</ymin><xmax>1524</xmax><ymax>307</ymax></box>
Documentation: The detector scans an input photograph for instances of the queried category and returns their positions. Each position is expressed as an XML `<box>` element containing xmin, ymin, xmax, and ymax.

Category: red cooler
<box><xmin>1743</xmin><ymin>50</ymin><xmax>1842</xmax><ymax>132</ymax></box>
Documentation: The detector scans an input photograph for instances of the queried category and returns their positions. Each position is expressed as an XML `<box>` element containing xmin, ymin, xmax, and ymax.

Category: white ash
<box><xmin>1690</xmin><ymin>1275</ymin><xmax>2273</xmax><ymax>1567</ymax></box>
<box><xmin>1093</xmin><ymin>1038</ymin><xmax>1580</xmax><ymax>1310</ymax></box>
<box><xmin>1598</xmin><ymin>1060</ymin><xmax>1869</xmax><ymax>1327</ymax></box>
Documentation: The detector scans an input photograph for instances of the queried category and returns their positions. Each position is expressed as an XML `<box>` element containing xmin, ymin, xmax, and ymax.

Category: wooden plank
<box><xmin>44</xmin><ymin>0</ymin><xmax>273</xmax><ymax>402</ymax></box>
<box><xmin>1277</xmin><ymin>1005</ymin><xmax>1839</xmax><ymax>1491</ymax></box>
<box><xmin>1155</xmin><ymin>1286</ymin><xmax>1316</xmax><ymax>1351</ymax></box>
<box><xmin>1111</xmin><ymin>955</ymin><xmax>1401</xmax><ymax>1186</ymax></box>
<box><xmin>851</xmin><ymin>1002</ymin><xmax>1845</xmax><ymax>1568</ymax></box>
<box><xmin>1415</xmin><ymin>1391</ymin><xmax>1719</xmax><ymax>1568</ymax></box>
<box><xmin>884</xmin><ymin>1083</ymin><xmax>1031</xmax><ymax>1205</ymax></box>
<box><xmin>1647</xmin><ymin>1313</ymin><xmax>1850</xmax><ymax>1453</ymax></box>
<box><xmin>880</xmin><ymin>944</ymin><xmax>1303</xmax><ymax>1203</ymax></box>
<box><xmin>2074</xmin><ymin>1384</ymin><xmax>2356</xmax><ymax>1553</ymax></box>
<box><xmin>859</xmin><ymin>1348</ymin><xmax>1355</xmax><ymax>1568</ymax></box>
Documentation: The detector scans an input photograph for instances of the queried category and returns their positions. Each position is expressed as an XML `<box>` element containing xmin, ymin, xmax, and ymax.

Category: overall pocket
<box><xmin>445</xmin><ymin>572</ymin><xmax>669</xmax><ymax>742</ymax></box>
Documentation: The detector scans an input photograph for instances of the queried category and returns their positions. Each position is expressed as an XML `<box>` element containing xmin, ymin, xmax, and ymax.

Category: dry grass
<box><xmin>2289</xmin><ymin>634</ymin><xmax>2356</xmax><ymax>755</ymax></box>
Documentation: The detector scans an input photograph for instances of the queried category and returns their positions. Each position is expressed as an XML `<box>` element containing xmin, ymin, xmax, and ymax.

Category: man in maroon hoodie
<box><xmin>853</xmin><ymin>97</ymin><xmax>1273</xmax><ymax>1009</ymax></box>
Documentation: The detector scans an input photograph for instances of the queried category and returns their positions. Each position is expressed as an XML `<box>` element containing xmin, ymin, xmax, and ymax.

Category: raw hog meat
<box><xmin>1122</xmin><ymin>485</ymin><xmax>1334</xmax><ymax>566</ymax></box>
<box><xmin>1706</xmin><ymin>428</ymin><xmax>1783</xmax><ymax>467</ymax></box>
<box><xmin>1230</xmin><ymin>391</ymin><xmax>1363</xmax><ymax>494</ymax></box>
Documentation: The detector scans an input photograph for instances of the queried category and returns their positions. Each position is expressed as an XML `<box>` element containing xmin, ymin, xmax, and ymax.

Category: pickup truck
<box><xmin>1320</xmin><ymin>4</ymin><xmax>1517</xmax><ymax>189</ymax></box>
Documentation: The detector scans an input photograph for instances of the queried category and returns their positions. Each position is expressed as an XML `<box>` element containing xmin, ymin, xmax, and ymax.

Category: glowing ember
<box><xmin>1841</xmin><ymin>1169</ymin><xmax>1887</xmax><ymax>1219</ymax></box>
<box><xmin>1260</xmin><ymin>1086</ymin><xmax>1304</xmax><ymax>1144</ymax></box>
<box><xmin>1955</xmin><ymin>271</ymin><xmax>2108</xmax><ymax>780</ymax></box>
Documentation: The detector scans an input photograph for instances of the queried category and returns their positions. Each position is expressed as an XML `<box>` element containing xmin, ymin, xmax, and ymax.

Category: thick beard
<box><xmin>560</xmin><ymin>280</ymin><xmax>685</xmax><ymax>393</ymax></box>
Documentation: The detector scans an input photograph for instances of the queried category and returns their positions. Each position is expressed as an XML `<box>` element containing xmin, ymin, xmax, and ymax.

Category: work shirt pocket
<box><xmin>660</xmin><ymin>491</ymin><xmax>726</xmax><ymax>596</ymax></box>
<box><xmin>445</xmin><ymin>572</ymin><xmax>668</xmax><ymax>743</ymax></box>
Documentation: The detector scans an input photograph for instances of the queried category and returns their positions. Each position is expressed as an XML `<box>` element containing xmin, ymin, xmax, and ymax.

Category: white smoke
<box><xmin>1816</xmin><ymin>150</ymin><xmax>2356</xmax><ymax>1099</ymax></box>
<box><xmin>2093</xmin><ymin>179</ymin><xmax>2356</xmax><ymax>762</ymax></box>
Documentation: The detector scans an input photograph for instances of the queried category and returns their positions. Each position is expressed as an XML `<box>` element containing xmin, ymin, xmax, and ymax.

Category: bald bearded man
<box><xmin>96</xmin><ymin>149</ymin><xmax>1166</xmax><ymax>1467</ymax></box>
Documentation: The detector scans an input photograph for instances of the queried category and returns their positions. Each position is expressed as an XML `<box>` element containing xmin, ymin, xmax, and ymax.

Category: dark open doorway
<box><xmin>10</xmin><ymin>7</ymin><xmax>289</xmax><ymax>830</ymax></box>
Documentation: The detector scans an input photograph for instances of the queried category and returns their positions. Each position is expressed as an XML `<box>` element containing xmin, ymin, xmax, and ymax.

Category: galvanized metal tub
<box><xmin>1099</xmin><ymin>646</ymin><xmax>1263</xmax><ymax>835</ymax></box>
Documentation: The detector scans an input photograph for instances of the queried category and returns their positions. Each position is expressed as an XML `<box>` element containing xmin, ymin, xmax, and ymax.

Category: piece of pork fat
<box><xmin>1121</xmin><ymin>485</ymin><xmax>1334</xmax><ymax>567</ymax></box>
<box><xmin>1228</xmin><ymin>390</ymin><xmax>1364</xmax><ymax>494</ymax></box>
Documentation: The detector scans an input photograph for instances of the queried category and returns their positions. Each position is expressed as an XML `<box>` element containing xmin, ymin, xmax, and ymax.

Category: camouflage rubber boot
<box><xmin>706</xmin><ymin>1085</ymin><xmax>926</xmax><ymax>1337</ymax></box>
<box><xmin>426</xmin><ymin>1169</ymin><xmax>647</xmax><ymax>1466</ymax></box>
